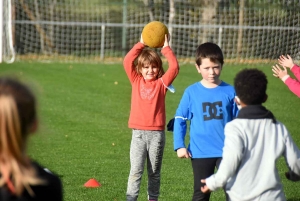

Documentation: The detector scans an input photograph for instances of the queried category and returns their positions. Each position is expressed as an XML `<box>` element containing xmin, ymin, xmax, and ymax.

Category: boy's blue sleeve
<box><xmin>173</xmin><ymin>90</ymin><xmax>192</xmax><ymax>151</ymax></box>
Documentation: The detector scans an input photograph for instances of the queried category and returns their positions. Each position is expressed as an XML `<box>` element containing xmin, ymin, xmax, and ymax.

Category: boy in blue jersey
<box><xmin>173</xmin><ymin>42</ymin><xmax>238</xmax><ymax>201</ymax></box>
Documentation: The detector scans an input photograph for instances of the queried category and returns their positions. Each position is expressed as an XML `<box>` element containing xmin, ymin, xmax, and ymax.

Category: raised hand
<box><xmin>162</xmin><ymin>34</ymin><xmax>170</xmax><ymax>48</ymax></box>
<box><xmin>278</xmin><ymin>55</ymin><xmax>294</xmax><ymax>68</ymax></box>
<box><xmin>272</xmin><ymin>64</ymin><xmax>288</xmax><ymax>79</ymax></box>
<box><xmin>140</xmin><ymin>34</ymin><xmax>145</xmax><ymax>45</ymax></box>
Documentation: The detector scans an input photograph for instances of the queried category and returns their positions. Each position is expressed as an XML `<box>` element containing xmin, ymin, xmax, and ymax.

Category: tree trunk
<box><xmin>34</xmin><ymin>0</ymin><xmax>45</xmax><ymax>53</ymax></box>
<box><xmin>237</xmin><ymin>0</ymin><xmax>244</xmax><ymax>59</ymax></box>
<box><xmin>168</xmin><ymin>0</ymin><xmax>175</xmax><ymax>47</ymax></box>
<box><xmin>143</xmin><ymin>0</ymin><xmax>154</xmax><ymax>21</ymax></box>
<box><xmin>49</xmin><ymin>0</ymin><xmax>57</xmax><ymax>54</ymax></box>
<box><xmin>200</xmin><ymin>0</ymin><xmax>218</xmax><ymax>43</ymax></box>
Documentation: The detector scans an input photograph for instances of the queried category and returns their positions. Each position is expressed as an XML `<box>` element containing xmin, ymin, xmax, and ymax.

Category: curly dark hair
<box><xmin>195</xmin><ymin>42</ymin><xmax>224</xmax><ymax>66</ymax></box>
<box><xmin>234</xmin><ymin>68</ymin><xmax>268</xmax><ymax>105</ymax></box>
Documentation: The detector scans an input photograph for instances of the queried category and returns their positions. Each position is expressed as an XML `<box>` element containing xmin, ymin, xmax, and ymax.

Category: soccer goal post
<box><xmin>1</xmin><ymin>0</ymin><xmax>15</xmax><ymax>63</ymax></box>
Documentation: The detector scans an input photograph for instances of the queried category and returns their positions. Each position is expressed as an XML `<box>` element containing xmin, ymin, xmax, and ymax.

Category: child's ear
<box><xmin>195</xmin><ymin>64</ymin><xmax>201</xmax><ymax>73</ymax></box>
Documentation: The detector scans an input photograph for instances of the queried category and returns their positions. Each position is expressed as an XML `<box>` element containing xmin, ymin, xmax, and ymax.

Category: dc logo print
<box><xmin>202</xmin><ymin>101</ymin><xmax>223</xmax><ymax>120</ymax></box>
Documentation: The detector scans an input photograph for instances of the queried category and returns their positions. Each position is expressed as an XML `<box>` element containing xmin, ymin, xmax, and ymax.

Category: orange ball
<box><xmin>142</xmin><ymin>21</ymin><xmax>168</xmax><ymax>48</ymax></box>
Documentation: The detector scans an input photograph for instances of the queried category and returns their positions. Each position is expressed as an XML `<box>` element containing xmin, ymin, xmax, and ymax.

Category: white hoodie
<box><xmin>205</xmin><ymin>105</ymin><xmax>300</xmax><ymax>201</ymax></box>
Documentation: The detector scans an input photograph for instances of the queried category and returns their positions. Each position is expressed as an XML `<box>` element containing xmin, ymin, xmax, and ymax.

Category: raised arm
<box><xmin>272</xmin><ymin>62</ymin><xmax>300</xmax><ymax>98</ymax></box>
<box><xmin>284</xmin><ymin>74</ymin><xmax>300</xmax><ymax>98</ymax></box>
<box><xmin>278</xmin><ymin>54</ymin><xmax>300</xmax><ymax>80</ymax></box>
<box><xmin>160</xmin><ymin>34</ymin><xmax>179</xmax><ymax>86</ymax></box>
<box><xmin>123</xmin><ymin>36</ymin><xmax>145</xmax><ymax>83</ymax></box>
<box><xmin>290</xmin><ymin>64</ymin><xmax>300</xmax><ymax>81</ymax></box>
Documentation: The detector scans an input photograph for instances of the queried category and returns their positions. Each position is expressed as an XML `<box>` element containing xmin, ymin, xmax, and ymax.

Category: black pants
<box><xmin>191</xmin><ymin>158</ymin><xmax>222</xmax><ymax>201</ymax></box>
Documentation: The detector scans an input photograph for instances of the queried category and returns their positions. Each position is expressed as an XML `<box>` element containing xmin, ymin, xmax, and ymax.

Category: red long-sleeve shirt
<box><xmin>284</xmin><ymin>64</ymin><xmax>300</xmax><ymax>98</ymax></box>
<box><xmin>123</xmin><ymin>42</ymin><xmax>179</xmax><ymax>130</ymax></box>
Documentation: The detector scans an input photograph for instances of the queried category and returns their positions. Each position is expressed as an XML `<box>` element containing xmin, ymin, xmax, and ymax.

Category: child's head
<box><xmin>0</xmin><ymin>77</ymin><xmax>37</xmax><ymax>146</ymax></box>
<box><xmin>0</xmin><ymin>76</ymin><xmax>42</xmax><ymax>195</ymax></box>
<box><xmin>195</xmin><ymin>42</ymin><xmax>224</xmax><ymax>85</ymax></box>
<box><xmin>136</xmin><ymin>49</ymin><xmax>165</xmax><ymax>80</ymax></box>
<box><xmin>234</xmin><ymin>68</ymin><xmax>268</xmax><ymax>105</ymax></box>
<box><xmin>195</xmin><ymin>42</ymin><xmax>224</xmax><ymax>67</ymax></box>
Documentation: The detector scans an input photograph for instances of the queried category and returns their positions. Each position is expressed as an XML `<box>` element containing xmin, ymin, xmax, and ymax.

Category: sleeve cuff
<box><xmin>291</xmin><ymin>64</ymin><xmax>298</xmax><ymax>70</ymax></box>
<box><xmin>205</xmin><ymin>176</ymin><xmax>217</xmax><ymax>191</ymax></box>
<box><xmin>138</xmin><ymin>42</ymin><xmax>145</xmax><ymax>47</ymax></box>
<box><xmin>161</xmin><ymin>46</ymin><xmax>172</xmax><ymax>54</ymax></box>
<box><xmin>281</xmin><ymin>75</ymin><xmax>290</xmax><ymax>82</ymax></box>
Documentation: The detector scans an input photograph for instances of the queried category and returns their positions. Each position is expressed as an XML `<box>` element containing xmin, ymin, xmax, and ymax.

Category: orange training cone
<box><xmin>84</xmin><ymin>178</ymin><xmax>101</xmax><ymax>188</ymax></box>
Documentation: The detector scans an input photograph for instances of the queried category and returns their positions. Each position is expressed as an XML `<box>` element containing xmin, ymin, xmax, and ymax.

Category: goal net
<box><xmin>5</xmin><ymin>0</ymin><xmax>300</xmax><ymax>64</ymax></box>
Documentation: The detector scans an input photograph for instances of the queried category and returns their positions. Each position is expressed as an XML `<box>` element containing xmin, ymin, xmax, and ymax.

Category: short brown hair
<box><xmin>195</xmin><ymin>42</ymin><xmax>224</xmax><ymax>66</ymax></box>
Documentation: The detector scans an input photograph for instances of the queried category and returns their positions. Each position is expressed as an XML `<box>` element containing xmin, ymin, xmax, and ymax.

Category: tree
<box><xmin>198</xmin><ymin>0</ymin><xmax>218</xmax><ymax>43</ymax></box>
<box><xmin>168</xmin><ymin>0</ymin><xmax>175</xmax><ymax>47</ymax></box>
<box><xmin>143</xmin><ymin>0</ymin><xmax>154</xmax><ymax>21</ymax></box>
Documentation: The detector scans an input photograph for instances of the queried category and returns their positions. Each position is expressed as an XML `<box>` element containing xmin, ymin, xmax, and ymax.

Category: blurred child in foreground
<box><xmin>272</xmin><ymin>54</ymin><xmax>300</xmax><ymax>97</ymax></box>
<box><xmin>0</xmin><ymin>77</ymin><xmax>63</xmax><ymax>200</ymax></box>
<box><xmin>123</xmin><ymin>34</ymin><xmax>179</xmax><ymax>201</ymax></box>
<box><xmin>201</xmin><ymin>68</ymin><xmax>300</xmax><ymax>201</ymax></box>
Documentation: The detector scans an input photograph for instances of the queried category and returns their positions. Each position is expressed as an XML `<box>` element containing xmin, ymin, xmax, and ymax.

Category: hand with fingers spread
<box><xmin>272</xmin><ymin>64</ymin><xmax>288</xmax><ymax>80</ymax></box>
<box><xmin>271</xmin><ymin>54</ymin><xmax>300</xmax><ymax>97</ymax></box>
<box><xmin>278</xmin><ymin>55</ymin><xmax>294</xmax><ymax>69</ymax></box>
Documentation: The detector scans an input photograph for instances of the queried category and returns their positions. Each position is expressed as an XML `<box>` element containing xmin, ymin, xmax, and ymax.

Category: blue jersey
<box><xmin>173</xmin><ymin>81</ymin><xmax>238</xmax><ymax>158</ymax></box>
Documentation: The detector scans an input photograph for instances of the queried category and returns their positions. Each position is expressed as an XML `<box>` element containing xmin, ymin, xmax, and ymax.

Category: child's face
<box><xmin>140</xmin><ymin>63</ymin><xmax>159</xmax><ymax>80</ymax></box>
<box><xmin>196</xmin><ymin>58</ymin><xmax>222</xmax><ymax>84</ymax></box>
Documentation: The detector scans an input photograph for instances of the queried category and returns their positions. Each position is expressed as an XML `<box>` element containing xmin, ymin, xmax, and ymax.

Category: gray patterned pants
<box><xmin>126</xmin><ymin>129</ymin><xmax>165</xmax><ymax>201</ymax></box>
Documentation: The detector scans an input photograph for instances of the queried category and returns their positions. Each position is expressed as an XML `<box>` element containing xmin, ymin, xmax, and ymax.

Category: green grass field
<box><xmin>1</xmin><ymin>62</ymin><xmax>300</xmax><ymax>201</ymax></box>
